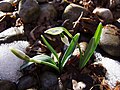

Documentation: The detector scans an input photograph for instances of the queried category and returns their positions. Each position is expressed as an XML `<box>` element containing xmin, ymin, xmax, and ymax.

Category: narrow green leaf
<box><xmin>61</xmin><ymin>33</ymin><xmax>80</xmax><ymax>68</ymax></box>
<box><xmin>41</xmin><ymin>35</ymin><xmax>59</xmax><ymax>61</ymax></box>
<box><xmin>79</xmin><ymin>23</ymin><xmax>102</xmax><ymax>69</ymax></box>
<box><xmin>94</xmin><ymin>22</ymin><xmax>103</xmax><ymax>45</ymax></box>
<box><xmin>31</xmin><ymin>54</ymin><xmax>56</xmax><ymax>65</ymax></box>
<box><xmin>79</xmin><ymin>37</ymin><xmax>95</xmax><ymax>69</ymax></box>
<box><xmin>44</xmin><ymin>27</ymin><xmax>64</xmax><ymax>35</ymax></box>
<box><xmin>30</xmin><ymin>58</ymin><xmax>59</xmax><ymax>72</ymax></box>
<box><xmin>10</xmin><ymin>47</ymin><xmax>30</xmax><ymax>61</ymax></box>
<box><xmin>62</xmin><ymin>27</ymin><xmax>73</xmax><ymax>38</ymax></box>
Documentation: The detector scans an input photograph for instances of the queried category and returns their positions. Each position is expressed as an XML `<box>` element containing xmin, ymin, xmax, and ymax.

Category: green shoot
<box><xmin>10</xmin><ymin>33</ymin><xmax>80</xmax><ymax>73</ymax></box>
<box><xmin>79</xmin><ymin>23</ymin><xmax>103</xmax><ymax>69</ymax></box>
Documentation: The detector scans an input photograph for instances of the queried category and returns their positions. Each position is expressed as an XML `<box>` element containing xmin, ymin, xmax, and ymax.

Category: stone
<box><xmin>40</xmin><ymin>72</ymin><xmax>58</xmax><ymax>89</ymax></box>
<box><xmin>37</xmin><ymin>3</ymin><xmax>57</xmax><ymax>24</ymax></box>
<box><xmin>109</xmin><ymin>0</ymin><xmax>120</xmax><ymax>9</ymax></box>
<box><xmin>0</xmin><ymin>1</ymin><xmax>13</xmax><ymax>12</ymax></box>
<box><xmin>19</xmin><ymin>0</ymin><xmax>40</xmax><ymax>23</ymax></box>
<box><xmin>36</xmin><ymin>0</ymin><xmax>48</xmax><ymax>3</ymax></box>
<box><xmin>99</xmin><ymin>24</ymin><xmax>120</xmax><ymax>57</ymax></box>
<box><xmin>0</xmin><ymin>80</ymin><xmax>16</xmax><ymax>90</ymax></box>
<box><xmin>73</xmin><ymin>42</ymin><xmax>88</xmax><ymax>56</ymax></box>
<box><xmin>62</xmin><ymin>3</ymin><xmax>89</xmax><ymax>22</ymax></box>
<box><xmin>17</xmin><ymin>75</ymin><xmax>37</xmax><ymax>90</ymax></box>
<box><xmin>93</xmin><ymin>7</ymin><xmax>113</xmax><ymax>22</ymax></box>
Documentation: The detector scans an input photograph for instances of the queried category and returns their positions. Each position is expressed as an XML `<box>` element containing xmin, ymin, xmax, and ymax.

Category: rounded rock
<box><xmin>73</xmin><ymin>42</ymin><xmax>88</xmax><ymax>56</ymax></box>
<box><xmin>0</xmin><ymin>1</ymin><xmax>13</xmax><ymax>12</ymax></box>
<box><xmin>37</xmin><ymin>3</ymin><xmax>57</xmax><ymax>24</ymax></box>
<box><xmin>17</xmin><ymin>75</ymin><xmax>37</xmax><ymax>90</ymax></box>
<box><xmin>40</xmin><ymin>72</ymin><xmax>58</xmax><ymax>89</ymax></box>
<box><xmin>99</xmin><ymin>24</ymin><xmax>120</xmax><ymax>57</ymax></box>
<box><xmin>19</xmin><ymin>0</ymin><xmax>40</xmax><ymax>23</ymax></box>
<box><xmin>62</xmin><ymin>3</ymin><xmax>89</xmax><ymax>22</ymax></box>
<box><xmin>109</xmin><ymin>0</ymin><xmax>120</xmax><ymax>9</ymax></box>
<box><xmin>0</xmin><ymin>80</ymin><xmax>16</xmax><ymax>90</ymax></box>
<box><xmin>36</xmin><ymin>0</ymin><xmax>48</xmax><ymax>3</ymax></box>
<box><xmin>93</xmin><ymin>7</ymin><xmax>113</xmax><ymax>22</ymax></box>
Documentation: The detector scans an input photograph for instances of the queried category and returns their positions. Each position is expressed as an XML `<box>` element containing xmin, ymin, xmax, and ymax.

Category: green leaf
<box><xmin>41</xmin><ymin>35</ymin><xmax>59</xmax><ymax>61</ymax></box>
<box><xmin>61</xmin><ymin>33</ymin><xmax>80</xmax><ymax>69</ymax></box>
<box><xmin>62</xmin><ymin>27</ymin><xmax>73</xmax><ymax>38</ymax></box>
<box><xmin>79</xmin><ymin>22</ymin><xmax>103</xmax><ymax>69</ymax></box>
<box><xmin>31</xmin><ymin>54</ymin><xmax>56</xmax><ymax>65</ymax></box>
<box><xmin>20</xmin><ymin>62</ymin><xmax>33</xmax><ymax>70</ymax></box>
<box><xmin>44</xmin><ymin>27</ymin><xmax>64</xmax><ymax>35</ymax></box>
<box><xmin>30</xmin><ymin>58</ymin><xmax>59</xmax><ymax>72</ymax></box>
<box><xmin>94</xmin><ymin>22</ymin><xmax>103</xmax><ymax>46</ymax></box>
<box><xmin>79</xmin><ymin>37</ymin><xmax>95</xmax><ymax>69</ymax></box>
<box><xmin>10</xmin><ymin>47</ymin><xmax>30</xmax><ymax>61</ymax></box>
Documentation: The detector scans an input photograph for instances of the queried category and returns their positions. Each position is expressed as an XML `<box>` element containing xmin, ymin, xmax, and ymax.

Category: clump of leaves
<box><xmin>79</xmin><ymin>23</ymin><xmax>102</xmax><ymax>69</ymax></box>
<box><xmin>10</xmin><ymin>23</ymin><xmax>102</xmax><ymax>73</ymax></box>
<box><xmin>44</xmin><ymin>23</ymin><xmax>103</xmax><ymax>69</ymax></box>
<box><xmin>10</xmin><ymin>33</ymin><xmax>80</xmax><ymax>73</ymax></box>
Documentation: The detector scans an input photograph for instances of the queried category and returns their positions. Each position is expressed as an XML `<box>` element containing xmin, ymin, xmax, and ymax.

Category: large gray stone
<box><xmin>62</xmin><ymin>3</ymin><xmax>89</xmax><ymax>22</ymax></box>
<box><xmin>93</xmin><ymin>7</ymin><xmax>113</xmax><ymax>22</ymax></box>
<box><xmin>40</xmin><ymin>72</ymin><xmax>58</xmax><ymax>89</ymax></box>
<box><xmin>99</xmin><ymin>24</ymin><xmax>120</xmax><ymax>57</ymax></box>
<box><xmin>19</xmin><ymin>0</ymin><xmax>40</xmax><ymax>23</ymax></box>
<box><xmin>37</xmin><ymin>3</ymin><xmax>57</xmax><ymax>24</ymax></box>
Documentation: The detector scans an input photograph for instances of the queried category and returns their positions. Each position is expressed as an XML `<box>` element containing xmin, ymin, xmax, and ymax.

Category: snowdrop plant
<box><xmin>10</xmin><ymin>33</ymin><xmax>80</xmax><ymax>73</ymax></box>
<box><xmin>79</xmin><ymin>23</ymin><xmax>102</xmax><ymax>69</ymax></box>
<box><xmin>44</xmin><ymin>23</ymin><xmax>102</xmax><ymax>69</ymax></box>
<box><xmin>10</xmin><ymin>23</ymin><xmax>102</xmax><ymax>73</ymax></box>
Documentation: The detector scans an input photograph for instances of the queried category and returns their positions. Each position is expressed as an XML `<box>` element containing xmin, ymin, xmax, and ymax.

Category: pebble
<box><xmin>19</xmin><ymin>0</ymin><xmax>40</xmax><ymax>23</ymax></box>
<box><xmin>93</xmin><ymin>7</ymin><xmax>113</xmax><ymax>22</ymax></box>
<box><xmin>0</xmin><ymin>26</ymin><xmax>24</xmax><ymax>38</ymax></box>
<box><xmin>17</xmin><ymin>75</ymin><xmax>37</xmax><ymax>90</ymax></box>
<box><xmin>40</xmin><ymin>71</ymin><xmax>58</xmax><ymax>89</ymax></box>
<box><xmin>109</xmin><ymin>0</ymin><xmax>120</xmax><ymax>9</ymax></box>
<box><xmin>99</xmin><ymin>24</ymin><xmax>120</xmax><ymax>57</ymax></box>
<box><xmin>73</xmin><ymin>42</ymin><xmax>88</xmax><ymax>56</ymax></box>
<box><xmin>62</xmin><ymin>3</ymin><xmax>89</xmax><ymax>22</ymax></box>
<box><xmin>0</xmin><ymin>80</ymin><xmax>16</xmax><ymax>90</ymax></box>
<box><xmin>37</xmin><ymin>3</ymin><xmax>57</xmax><ymax>24</ymax></box>
<box><xmin>36</xmin><ymin>0</ymin><xmax>48</xmax><ymax>3</ymax></box>
<box><xmin>0</xmin><ymin>1</ymin><xmax>13</xmax><ymax>12</ymax></box>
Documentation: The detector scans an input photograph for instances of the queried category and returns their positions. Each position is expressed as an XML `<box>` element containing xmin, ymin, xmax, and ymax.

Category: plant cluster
<box><xmin>10</xmin><ymin>23</ymin><xmax>102</xmax><ymax>73</ymax></box>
